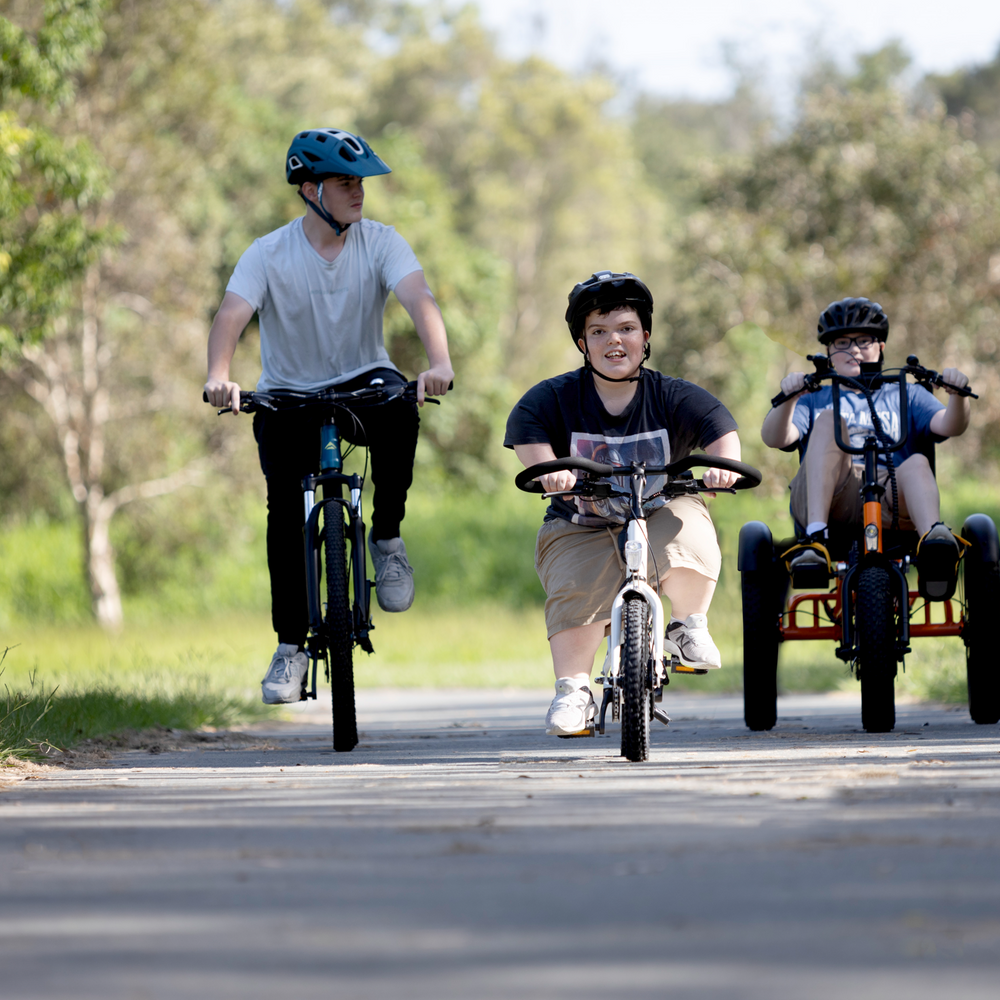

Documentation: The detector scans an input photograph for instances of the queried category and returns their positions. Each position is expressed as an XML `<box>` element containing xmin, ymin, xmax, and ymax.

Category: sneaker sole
<box><xmin>551</xmin><ymin>724</ymin><xmax>596</xmax><ymax>738</ymax></box>
<box><xmin>663</xmin><ymin>639</ymin><xmax>721</xmax><ymax>670</ymax></box>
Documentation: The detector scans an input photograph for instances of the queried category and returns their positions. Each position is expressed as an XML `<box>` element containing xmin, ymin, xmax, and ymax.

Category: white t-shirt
<box><xmin>226</xmin><ymin>217</ymin><xmax>422</xmax><ymax>391</ymax></box>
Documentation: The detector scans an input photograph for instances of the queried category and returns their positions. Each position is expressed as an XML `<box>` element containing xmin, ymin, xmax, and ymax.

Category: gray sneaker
<box><xmin>261</xmin><ymin>644</ymin><xmax>308</xmax><ymax>704</ymax></box>
<box><xmin>368</xmin><ymin>531</ymin><xmax>415</xmax><ymax>612</ymax></box>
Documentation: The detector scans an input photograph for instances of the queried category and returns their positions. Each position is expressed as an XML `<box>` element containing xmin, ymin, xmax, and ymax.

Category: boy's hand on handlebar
<box><xmin>416</xmin><ymin>364</ymin><xmax>454</xmax><ymax>405</ymax></box>
<box><xmin>779</xmin><ymin>372</ymin><xmax>809</xmax><ymax>400</ymax></box>
<box><xmin>941</xmin><ymin>367</ymin><xmax>969</xmax><ymax>395</ymax></box>
<box><xmin>539</xmin><ymin>469</ymin><xmax>578</xmax><ymax>498</ymax></box>
<box><xmin>701</xmin><ymin>467</ymin><xmax>741</xmax><ymax>490</ymax></box>
<box><xmin>204</xmin><ymin>377</ymin><xmax>241</xmax><ymax>414</ymax></box>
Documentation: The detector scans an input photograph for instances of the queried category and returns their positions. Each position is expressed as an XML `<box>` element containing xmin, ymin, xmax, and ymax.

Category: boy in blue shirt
<box><xmin>761</xmin><ymin>297</ymin><xmax>972</xmax><ymax>596</ymax></box>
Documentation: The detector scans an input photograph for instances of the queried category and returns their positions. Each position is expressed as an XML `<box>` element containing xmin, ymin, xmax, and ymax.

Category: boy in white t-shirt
<box><xmin>204</xmin><ymin>128</ymin><xmax>453</xmax><ymax>704</ymax></box>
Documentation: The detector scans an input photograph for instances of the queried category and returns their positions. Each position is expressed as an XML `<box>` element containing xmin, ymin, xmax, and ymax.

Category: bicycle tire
<box><xmin>962</xmin><ymin>517</ymin><xmax>1000</xmax><ymax>725</ymax></box>
<box><xmin>856</xmin><ymin>564</ymin><xmax>896</xmax><ymax>733</ymax></box>
<box><xmin>324</xmin><ymin>490</ymin><xmax>358</xmax><ymax>751</ymax></box>
<box><xmin>742</xmin><ymin>565</ymin><xmax>781</xmax><ymax>731</ymax></box>
<box><xmin>620</xmin><ymin>594</ymin><xmax>651</xmax><ymax>762</ymax></box>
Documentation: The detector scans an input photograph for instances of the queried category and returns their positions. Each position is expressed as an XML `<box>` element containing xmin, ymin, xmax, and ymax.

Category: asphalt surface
<box><xmin>2</xmin><ymin>688</ymin><xmax>1000</xmax><ymax>999</ymax></box>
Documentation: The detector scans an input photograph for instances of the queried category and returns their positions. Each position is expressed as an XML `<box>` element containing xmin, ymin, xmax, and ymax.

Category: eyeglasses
<box><xmin>830</xmin><ymin>335</ymin><xmax>878</xmax><ymax>351</ymax></box>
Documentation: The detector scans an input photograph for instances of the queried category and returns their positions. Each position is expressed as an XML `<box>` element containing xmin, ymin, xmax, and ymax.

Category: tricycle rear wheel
<box><xmin>741</xmin><ymin>560</ymin><xmax>782</xmax><ymax>732</ymax></box>
<box><xmin>962</xmin><ymin>515</ymin><xmax>1000</xmax><ymax>725</ymax></box>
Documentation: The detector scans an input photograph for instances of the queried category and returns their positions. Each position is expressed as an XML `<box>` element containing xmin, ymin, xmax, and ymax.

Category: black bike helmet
<box><xmin>817</xmin><ymin>297</ymin><xmax>889</xmax><ymax>345</ymax></box>
<box><xmin>286</xmin><ymin>128</ymin><xmax>390</xmax><ymax>236</ymax></box>
<box><xmin>565</xmin><ymin>271</ymin><xmax>653</xmax><ymax>348</ymax></box>
<box><xmin>286</xmin><ymin>128</ymin><xmax>391</xmax><ymax>185</ymax></box>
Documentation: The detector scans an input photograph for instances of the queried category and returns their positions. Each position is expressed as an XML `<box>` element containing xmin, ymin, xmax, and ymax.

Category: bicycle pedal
<box><xmin>653</xmin><ymin>707</ymin><xmax>671</xmax><ymax>726</ymax></box>
<box><xmin>667</xmin><ymin>656</ymin><xmax>708</xmax><ymax>676</ymax></box>
<box><xmin>557</xmin><ymin>724</ymin><xmax>596</xmax><ymax>739</ymax></box>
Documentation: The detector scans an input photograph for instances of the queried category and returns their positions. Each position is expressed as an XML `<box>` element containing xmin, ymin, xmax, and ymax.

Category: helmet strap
<box><xmin>299</xmin><ymin>182</ymin><xmax>351</xmax><ymax>236</ymax></box>
<box><xmin>582</xmin><ymin>347</ymin><xmax>645</xmax><ymax>384</ymax></box>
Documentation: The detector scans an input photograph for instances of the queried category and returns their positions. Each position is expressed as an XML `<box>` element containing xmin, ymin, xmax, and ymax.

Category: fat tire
<box><xmin>620</xmin><ymin>595</ymin><xmax>651</xmax><ymax>762</ymax></box>
<box><xmin>857</xmin><ymin>564</ymin><xmax>896</xmax><ymax>733</ymax></box>
<box><xmin>324</xmin><ymin>494</ymin><xmax>357</xmax><ymax>752</ymax></box>
<box><xmin>963</xmin><ymin>518</ymin><xmax>1000</xmax><ymax>725</ymax></box>
<box><xmin>742</xmin><ymin>563</ymin><xmax>782</xmax><ymax>731</ymax></box>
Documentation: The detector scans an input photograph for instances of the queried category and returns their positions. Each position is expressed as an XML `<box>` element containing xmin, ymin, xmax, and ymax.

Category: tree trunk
<box><xmin>84</xmin><ymin>492</ymin><xmax>124</xmax><ymax>630</ymax></box>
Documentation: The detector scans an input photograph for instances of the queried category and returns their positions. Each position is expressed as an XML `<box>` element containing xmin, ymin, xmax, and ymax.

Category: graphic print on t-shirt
<box><xmin>792</xmin><ymin>382</ymin><xmax>944</xmax><ymax>470</ymax></box>
<box><xmin>570</xmin><ymin>429</ymin><xmax>671</xmax><ymax>524</ymax></box>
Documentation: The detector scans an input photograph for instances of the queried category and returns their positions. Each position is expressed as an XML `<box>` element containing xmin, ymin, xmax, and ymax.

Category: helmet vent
<box><xmin>315</xmin><ymin>133</ymin><xmax>327</xmax><ymax>143</ymax></box>
<box><xmin>303</xmin><ymin>151</ymin><xmax>321</xmax><ymax>163</ymax></box>
<box><xmin>339</xmin><ymin>147</ymin><xmax>357</xmax><ymax>162</ymax></box>
<box><xmin>297</xmin><ymin>132</ymin><xmax>310</xmax><ymax>139</ymax></box>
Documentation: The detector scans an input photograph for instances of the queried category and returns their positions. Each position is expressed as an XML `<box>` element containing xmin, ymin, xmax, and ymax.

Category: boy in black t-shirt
<box><xmin>505</xmin><ymin>271</ymin><xmax>742</xmax><ymax>737</ymax></box>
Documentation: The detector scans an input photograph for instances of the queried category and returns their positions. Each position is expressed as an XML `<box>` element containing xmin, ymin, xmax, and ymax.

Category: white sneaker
<box><xmin>368</xmin><ymin>532</ymin><xmax>415</xmax><ymax>612</ymax></box>
<box><xmin>261</xmin><ymin>644</ymin><xmax>309</xmax><ymax>704</ymax></box>
<box><xmin>663</xmin><ymin>614</ymin><xmax>722</xmax><ymax>669</ymax></box>
<box><xmin>545</xmin><ymin>677</ymin><xmax>596</xmax><ymax>736</ymax></box>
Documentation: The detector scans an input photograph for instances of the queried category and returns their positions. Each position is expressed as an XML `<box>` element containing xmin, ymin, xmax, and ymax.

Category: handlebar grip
<box><xmin>944</xmin><ymin>382</ymin><xmax>978</xmax><ymax>399</ymax></box>
<box><xmin>514</xmin><ymin>457</ymin><xmax>616</xmax><ymax>493</ymax></box>
<box><xmin>202</xmin><ymin>391</ymin><xmax>208</xmax><ymax>403</ymax></box>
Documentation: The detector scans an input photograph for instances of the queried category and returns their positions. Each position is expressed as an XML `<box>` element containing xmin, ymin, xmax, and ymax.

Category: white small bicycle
<box><xmin>516</xmin><ymin>454</ymin><xmax>761</xmax><ymax>761</ymax></box>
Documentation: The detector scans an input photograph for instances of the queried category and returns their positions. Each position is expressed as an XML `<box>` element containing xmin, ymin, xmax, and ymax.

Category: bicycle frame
<box><xmin>600</xmin><ymin>468</ymin><xmax>666</xmax><ymax>734</ymax></box>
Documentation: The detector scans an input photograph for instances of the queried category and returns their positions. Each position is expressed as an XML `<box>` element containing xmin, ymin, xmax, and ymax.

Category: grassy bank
<box><xmin>1</xmin><ymin>459</ymin><xmax>989</xmax><ymax>760</ymax></box>
<box><xmin>1</xmin><ymin>594</ymin><xmax>974</xmax><ymax>763</ymax></box>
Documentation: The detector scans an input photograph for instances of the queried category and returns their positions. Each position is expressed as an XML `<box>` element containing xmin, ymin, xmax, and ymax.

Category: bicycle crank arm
<box><xmin>598</xmin><ymin>686</ymin><xmax>614</xmax><ymax>735</ymax></box>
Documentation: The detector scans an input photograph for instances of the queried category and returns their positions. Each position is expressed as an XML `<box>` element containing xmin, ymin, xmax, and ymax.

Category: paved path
<box><xmin>3</xmin><ymin>689</ymin><xmax>1000</xmax><ymax>999</ymax></box>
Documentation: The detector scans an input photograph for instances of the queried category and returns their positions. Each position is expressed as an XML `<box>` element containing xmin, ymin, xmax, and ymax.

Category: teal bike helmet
<box><xmin>286</xmin><ymin>128</ymin><xmax>391</xmax><ymax>234</ymax></box>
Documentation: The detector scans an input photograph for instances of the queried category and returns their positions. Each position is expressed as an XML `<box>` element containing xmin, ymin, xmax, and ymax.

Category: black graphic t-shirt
<box><xmin>504</xmin><ymin>368</ymin><xmax>738</xmax><ymax>526</ymax></box>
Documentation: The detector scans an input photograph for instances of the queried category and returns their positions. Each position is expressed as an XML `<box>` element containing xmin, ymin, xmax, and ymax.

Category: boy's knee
<box><xmin>898</xmin><ymin>452</ymin><xmax>932</xmax><ymax>475</ymax></box>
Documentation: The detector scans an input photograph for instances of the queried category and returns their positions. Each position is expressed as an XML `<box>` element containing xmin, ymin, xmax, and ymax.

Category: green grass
<box><xmin>1</xmin><ymin>462</ymin><xmax>989</xmax><ymax>762</ymax></box>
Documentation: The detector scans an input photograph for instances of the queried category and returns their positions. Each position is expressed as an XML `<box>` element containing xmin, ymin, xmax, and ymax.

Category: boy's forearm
<box><xmin>206</xmin><ymin>293</ymin><xmax>254</xmax><ymax>380</ymax></box>
<box><xmin>761</xmin><ymin>403</ymin><xmax>799</xmax><ymax>449</ymax></box>
<box><xmin>932</xmin><ymin>396</ymin><xmax>971</xmax><ymax>438</ymax></box>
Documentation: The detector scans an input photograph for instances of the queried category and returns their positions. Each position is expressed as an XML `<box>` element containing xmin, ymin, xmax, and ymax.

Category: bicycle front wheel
<box><xmin>620</xmin><ymin>594</ymin><xmax>652</xmax><ymax>762</ymax></box>
<box><xmin>324</xmin><ymin>492</ymin><xmax>357</xmax><ymax>752</ymax></box>
<box><xmin>856</xmin><ymin>563</ymin><xmax>896</xmax><ymax>734</ymax></box>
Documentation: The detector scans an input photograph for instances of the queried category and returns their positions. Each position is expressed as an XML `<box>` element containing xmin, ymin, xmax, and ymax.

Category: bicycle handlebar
<box><xmin>203</xmin><ymin>379</ymin><xmax>451</xmax><ymax>414</ymax></box>
<box><xmin>770</xmin><ymin>354</ymin><xmax>977</xmax><ymax>408</ymax></box>
<box><xmin>514</xmin><ymin>454</ymin><xmax>762</xmax><ymax>495</ymax></box>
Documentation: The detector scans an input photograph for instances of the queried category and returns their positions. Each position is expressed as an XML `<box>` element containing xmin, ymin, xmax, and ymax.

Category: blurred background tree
<box><xmin>0</xmin><ymin>1</ymin><xmax>998</xmax><ymax>634</ymax></box>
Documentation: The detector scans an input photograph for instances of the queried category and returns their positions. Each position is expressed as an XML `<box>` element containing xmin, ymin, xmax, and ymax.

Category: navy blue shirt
<box><xmin>505</xmin><ymin>368</ymin><xmax>738</xmax><ymax>526</ymax></box>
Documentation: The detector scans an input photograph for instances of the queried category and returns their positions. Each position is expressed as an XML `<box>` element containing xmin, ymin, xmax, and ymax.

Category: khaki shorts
<box><xmin>789</xmin><ymin>462</ymin><xmax>914</xmax><ymax>530</ymax></box>
<box><xmin>534</xmin><ymin>495</ymin><xmax>721</xmax><ymax>638</ymax></box>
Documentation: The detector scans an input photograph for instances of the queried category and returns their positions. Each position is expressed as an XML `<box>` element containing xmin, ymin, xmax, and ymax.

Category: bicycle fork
<box><xmin>596</xmin><ymin>516</ymin><xmax>670</xmax><ymax>734</ymax></box>
<box><xmin>300</xmin><ymin>423</ymin><xmax>374</xmax><ymax>699</ymax></box>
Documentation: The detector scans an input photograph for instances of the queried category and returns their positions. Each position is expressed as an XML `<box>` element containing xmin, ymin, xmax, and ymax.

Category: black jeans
<box><xmin>253</xmin><ymin>368</ymin><xmax>419</xmax><ymax>647</ymax></box>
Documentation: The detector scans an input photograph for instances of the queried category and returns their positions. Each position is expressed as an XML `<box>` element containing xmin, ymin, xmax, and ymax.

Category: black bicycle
<box><xmin>207</xmin><ymin>378</ymin><xmax>440</xmax><ymax>751</ymax></box>
<box><xmin>516</xmin><ymin>453</ymin><xmax>761</xmax><ymax>761</ymax></box>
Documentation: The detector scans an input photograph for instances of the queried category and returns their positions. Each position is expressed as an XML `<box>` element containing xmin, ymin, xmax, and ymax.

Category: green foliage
<box><xmin>928</xmin><ymin>44</ymin><xmax>1000</xmax><ymax>164</ymax></box>
<box><xmin>0</xmin><ymin>517</ymin><xmax>89</xmax><ymax>625</ymax></box>
<box><xmin>0</xmin><ymin>0</ymin><xmax>115</xmax><ymax>353</ymax></box>
<box><xmin>659</xmin><ymin>68</ymin><xmax>1000</xmax><ymax>471</ymax></box>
